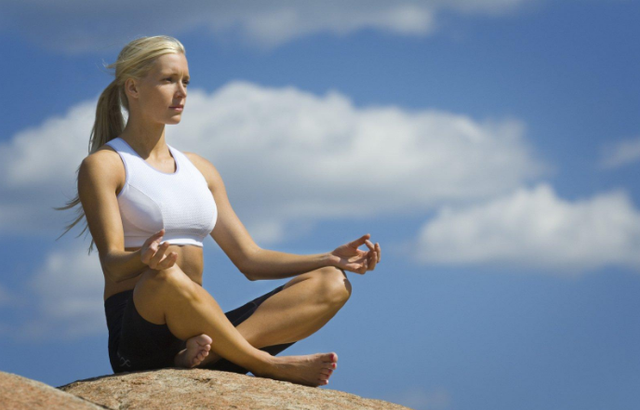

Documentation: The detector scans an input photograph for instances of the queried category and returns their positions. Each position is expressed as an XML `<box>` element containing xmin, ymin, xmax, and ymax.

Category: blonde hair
<box><xmin>54</xmin><ymin>35</ymin><xmax>186</xmax><ymax>254</ymax></box>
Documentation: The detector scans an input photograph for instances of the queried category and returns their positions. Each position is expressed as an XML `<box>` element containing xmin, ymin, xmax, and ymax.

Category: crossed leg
<box><xmin>196</xmin><ymin>266</ymin><xmax>352</xmax><ymax>368</ymax></box>
<box><xmin>131</xmin><ymin>265</ymin><xmax>350</xmax><ymax>386</ymax></box>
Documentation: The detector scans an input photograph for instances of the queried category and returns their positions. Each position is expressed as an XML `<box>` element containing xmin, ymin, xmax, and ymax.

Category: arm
<box><xmin>78</xmin><ymin>152</ymin><xmax>147</xmax><ymax>282</ymax></box>
<box><xmin>78</xmin><ymin>152</ymin><xmax>175</xmax><ymax>283</ymax></box>
<box><xmin>188</xmin><ymin>153</ymin><xmax>381</xmax><ymax>281</ymax></box>
<box><xmin>241</xmin><ymin>249</ymin><xmax>332</xmax><ymax>281</ymax></box>
<box><xmin>187</xmin><ymin>153</ymin><xmax>321</xmax><ymax>280</ymax></box>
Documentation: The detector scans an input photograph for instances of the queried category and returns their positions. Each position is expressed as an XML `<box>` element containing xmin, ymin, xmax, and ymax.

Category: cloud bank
<box><xmin>12</xmin><ymin>245</ymin><xmax>106</xmax><ymax>339</ymax></box>
<box><xmin>1</xmin><ymin>0</ymin><xmax>534</xmax><ymax>53</ymax></box>
<box><xmin>417</xmin><ymin>183</ymin><xmax>640</xmax><ymax>272</ymax></box>
<box><xmin>0</xmin><ymin>82</ymin><xmax>546</xmax><ymax>244</ymax></box>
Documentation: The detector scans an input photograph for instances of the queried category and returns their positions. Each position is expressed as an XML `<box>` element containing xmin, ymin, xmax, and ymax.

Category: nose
<box><xmin>175</xmin><ymin>82</ymin><xmax>187</xmax><ymax>98</ymax></box>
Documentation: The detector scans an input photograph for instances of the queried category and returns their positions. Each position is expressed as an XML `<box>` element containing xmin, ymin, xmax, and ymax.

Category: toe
<box><xmin>199</xmin><ymin>337</ymin><xmax>212</xmax><ymax>346</ymax></box>
<box><xmin>323</xmin><ymin>352</ymin><xmax>338</xmax><ymax>363</ymax></box>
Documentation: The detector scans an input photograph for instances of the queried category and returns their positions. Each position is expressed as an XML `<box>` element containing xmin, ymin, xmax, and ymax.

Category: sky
<box><xmin>0</xmin><ymin>1</ymin><xmax>639</xmax><ymax>409</ymax></box>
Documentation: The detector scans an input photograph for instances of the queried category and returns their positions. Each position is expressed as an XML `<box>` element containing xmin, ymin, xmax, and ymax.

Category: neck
<box><xmin>120</xmin><ymin>117</ymin><xmax>168</xmax><ymax>160</ymax></box>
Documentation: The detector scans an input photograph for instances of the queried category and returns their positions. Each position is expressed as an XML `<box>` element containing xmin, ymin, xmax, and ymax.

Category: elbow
<box><xmin>237</xmin><ymin>246</ymin><xmax>262</xmax><ymax>281</ymax></box>
<box><xmin>103</xmin><ymin>265</ymin><xmax>122</xmax><ymax>283</ymax></box>
<box><xmin>109</xmin><ymin>272</ymin><xmax>127</xmax><ymax>284</ymax></box>
<box><xmin>103</xmin><ymin>267</ymin><xmax>117</xmax><ymax>283</ymax></box>
<box><xmin>240</xmin><ymin>265</ymin><xmax>258</xmax><ymax>281</ymax></box>
<box><xmin>100</xmin><ymin>255</ymin><xmax>122</xmax><ymax>283</ymax></box>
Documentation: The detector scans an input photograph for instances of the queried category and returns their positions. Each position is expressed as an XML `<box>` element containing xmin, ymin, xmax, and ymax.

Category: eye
<box><xmin>183</xmin><ymin>80</ymin><xmax>190</xmax><ymax>87</ymax></box>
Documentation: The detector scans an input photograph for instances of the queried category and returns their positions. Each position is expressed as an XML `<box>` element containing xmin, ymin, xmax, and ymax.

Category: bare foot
<box><xmin>256</xmin><ymin>352</ymin><xmax>338</xmax><ymax>387</ymax></box>
<box><xmin>198</xmin><ymin>350</ymin><xmax>222</xmax><ymax>367</ymax></box>
<box><xmin>174</xmin><ymin>334</ymin><xmax>212</xmax><ymax>368</ymax></box>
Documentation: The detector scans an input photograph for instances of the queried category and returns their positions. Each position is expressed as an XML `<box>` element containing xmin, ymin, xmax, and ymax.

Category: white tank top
<box><xmin>105</xmin><ymin>137</ymin><xmax>217</xmax><ymax>248</ymax></box>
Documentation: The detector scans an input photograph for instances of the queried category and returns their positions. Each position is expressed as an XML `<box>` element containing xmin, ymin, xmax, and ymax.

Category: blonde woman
<box><xmin>56</xmin><ymin>35</ymin><xmax>381</xmax><ymax>387</ymax></box>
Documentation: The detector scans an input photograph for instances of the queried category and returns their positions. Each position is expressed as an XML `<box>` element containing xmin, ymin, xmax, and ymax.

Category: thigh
<box><xmin>224</xmin><ymin>284</ymin><xmax>287</xmax><ymax>326</ymax></box>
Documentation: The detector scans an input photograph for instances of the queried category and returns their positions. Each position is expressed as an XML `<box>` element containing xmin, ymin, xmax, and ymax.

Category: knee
<box><xmin>139</xmin><ymin>265</ymin><xmax>196</xmax><ymax>299</ymax></box>
<box><xmin>314</xmin><ymin>266</ymin><xmax>352</xmax><ymax>307</ymax></box>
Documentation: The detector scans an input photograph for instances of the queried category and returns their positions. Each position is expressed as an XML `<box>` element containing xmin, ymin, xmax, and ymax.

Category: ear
<box><xmin>123</xmin><ymin>77</ymin><xmax>140</xmax><ymax>100</ymax></box>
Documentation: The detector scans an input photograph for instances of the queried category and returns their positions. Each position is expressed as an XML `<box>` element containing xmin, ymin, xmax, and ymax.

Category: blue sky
<box><xmin>1</xmin><ymin>1</ymin><xmax>639</xmax><ymax>409</ymax></box>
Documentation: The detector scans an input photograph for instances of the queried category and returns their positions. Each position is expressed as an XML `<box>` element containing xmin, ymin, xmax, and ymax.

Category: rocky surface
<box><xmin>0</xmin><ymin>371</ymin><xmax>104</xmax><ymax>410</ymax></box>
<box><xmin>59</xmin><ymin>368</ymin><xmax>412</xmax><ymax>410</ymax></box>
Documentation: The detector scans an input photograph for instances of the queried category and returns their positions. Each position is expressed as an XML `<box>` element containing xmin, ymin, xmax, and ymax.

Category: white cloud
<box><xmin>0</xmin><ymin>100</ymin><xmax>96</xmax><ymax>237</ymax></box>
<box><xmin>417</xmin><ymin>183</ymin><xmax>640</xmax><ymax>272</ymax></box>
<box><xmin>172</xmin><ymin>82</ymin><xmax>547</xmax><ymax>242</ymax></box>
<box><xmin>600</xmin><ymin>137</ymin><xmax>640</xmax><ymax>169</ymax></box>
<box><xmin>16</xmin><ymin>245</ymin><xmax>106</xmax><ymax>340</ymax></box>
<box><xmin>1</xmin><ymin>0</ymin><xmax>534</xmax><ymax>53</ymax></box>
<box><xmin>0</xmin><ymin>82</ymin><xmax>546</xmax><ymax>244</ymax></box>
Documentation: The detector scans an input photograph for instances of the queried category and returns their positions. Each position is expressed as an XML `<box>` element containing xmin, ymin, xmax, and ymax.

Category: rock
<box><xmin>59</xmin><ymin>368</ymin><xmax>412</xmax><ymax>410</ymax></box>
<box><xmin>0</xmin><ymin>371</ymin><xmax>104</xmax><ymax>410</ymax></box>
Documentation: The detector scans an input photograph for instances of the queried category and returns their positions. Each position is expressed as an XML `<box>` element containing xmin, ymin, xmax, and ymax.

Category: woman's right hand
<box><xmin>140</xmin><ymin>229</ymin><xmax>178</xmax><ymax>270</ymax></box>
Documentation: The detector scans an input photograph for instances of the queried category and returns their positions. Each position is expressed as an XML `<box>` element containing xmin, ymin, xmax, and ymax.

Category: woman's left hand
<box><xmin>329</xmin><ymin>234</ymin><xmax>381</xmax><ymax>274</ymax></box>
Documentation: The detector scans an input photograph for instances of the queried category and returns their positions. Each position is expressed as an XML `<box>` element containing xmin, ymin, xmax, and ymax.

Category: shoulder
<box><xmin>183</xmin><ymin>152</ymin><xmax>224</xmax><ymax>188</ymax></box>
<box><xmin>82</xmin><ymin>144</ymin><xmax>124</xmax><ymax>174</ymax></box>
<box><xmin>78</xmin><ymin>144</ymin><xmax>125</xmax><ymax>193</ymax></box>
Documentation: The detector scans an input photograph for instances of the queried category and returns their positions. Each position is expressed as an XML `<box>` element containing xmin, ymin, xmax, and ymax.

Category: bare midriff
<box><xmin>103</xmin><ymin>243</ymin><xmax>205</xmax><ymax>301</ymax></box>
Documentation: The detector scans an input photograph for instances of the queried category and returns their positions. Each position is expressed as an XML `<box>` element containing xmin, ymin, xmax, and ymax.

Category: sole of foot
<box><xmin>174</xmin><ymin>334</ymin><xmax>212</xmax><ymax>368</ymax></box>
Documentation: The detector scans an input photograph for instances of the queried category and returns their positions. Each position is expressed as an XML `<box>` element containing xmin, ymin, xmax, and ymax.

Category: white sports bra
<box><xmin>105</xmin><ymin>137</ymin><xmax>217</xmax><ymax>248</ymax></box>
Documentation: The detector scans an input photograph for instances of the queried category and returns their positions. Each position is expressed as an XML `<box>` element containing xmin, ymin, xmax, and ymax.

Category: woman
<box><xmin>56</xmin><ymin>35</ymin><xmax>381</xmax><ymax>388</ymax></box>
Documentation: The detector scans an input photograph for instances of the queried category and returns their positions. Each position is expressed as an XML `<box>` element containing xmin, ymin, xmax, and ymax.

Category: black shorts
<box><xmin>104</xmin><ymin>284</ymin><xmax>295</xmax><ymax>374</ymax></box>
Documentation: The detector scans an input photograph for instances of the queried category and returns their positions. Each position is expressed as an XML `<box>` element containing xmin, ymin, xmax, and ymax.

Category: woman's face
<box><xmin>130</xmin><ymin>52</ymin><xmax>190</xmax><ymax>125</ymax></box>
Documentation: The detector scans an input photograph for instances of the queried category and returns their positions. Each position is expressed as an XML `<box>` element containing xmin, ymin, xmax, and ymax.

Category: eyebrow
<box><xmin>161</xmin><ymin>72</ymin><xmax>190</xmax><ymax>80</ymax></box>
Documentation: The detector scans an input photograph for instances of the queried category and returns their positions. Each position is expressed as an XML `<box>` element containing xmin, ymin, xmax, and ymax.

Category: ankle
<box><xmin>173</xmin><ymin>349</ymin><xmax>186</xmax><ymax>367</ymax></box>
<box><xmin>250</xmin><ymin>351</ymin><xmax>277</xmax><ymax>376</ymax></box>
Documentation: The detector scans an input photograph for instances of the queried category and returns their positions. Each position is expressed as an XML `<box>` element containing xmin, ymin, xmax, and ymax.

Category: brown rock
<box><xmin>0</xmin><ymin>371</ymin><xmax>104</xmax><ymax>410</ymax></box>
<box><xmin>59</xmin><ymin>368</ymin><xmax>412</xmax><ymax>410</ymax></box>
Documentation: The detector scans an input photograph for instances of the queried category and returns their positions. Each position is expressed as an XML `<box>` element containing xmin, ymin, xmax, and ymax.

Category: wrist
<box><xmin>322</xmin><ymin>252</ymin><xmax>337</xmax><ymax>268</ymax></box>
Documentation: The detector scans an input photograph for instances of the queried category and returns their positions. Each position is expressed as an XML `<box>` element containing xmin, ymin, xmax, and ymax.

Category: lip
<box><xmin>170</xmin><ymin>105</ymin><xmax>184</xmax><ymax>111</ymax></box>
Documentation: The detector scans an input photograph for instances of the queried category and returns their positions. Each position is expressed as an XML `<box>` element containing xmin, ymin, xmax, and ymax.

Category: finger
<box><xmin>348</xmin><ymin>233</ymin><xmax>371</xmax><ymax>249</ymax></box>
<box><xmin>158</xmin><ymin>252</ymin><xmax>178</xmax><ymax>270</ymax></box>
<box><xmin>347</xmin><ymin>254</ymin><xmax>367</xmax><ymax>265</ymax></box>
<box><xmin>376</xmin><ymin>243</ymin><xmax>381</xmax><ymax>263</ymax></box>
<box><xmin>362</xmin><ymin>257</ymin><xmax>370</xmax><ymax>274</ymax></box>
<box><xmin>358</xmin><ymin>258</ymin><xmax>369</xmax><ymax>274</ymax></box>
<box><xmin>364</xmin><ymin>239</ymin><xmax>375</xmax><ymax>252</ymax></box>
<box><xmin>346</xmin><ymin>262</ymin><xmax>366</xmax><ymax>274</ymax></box>
<box><xmin>367</xmin><ymin>251</ymin><xmax>377</xmax><ymax>271</ymax></box>
<box><xmin>150</xmin><ymin>242</ymin><xmax>171</xmax><ymax>268</ymax></box>
<box><xmin>147</xmin><ymin>229</ymin><xmax>165</xmax><ymax>246</ymax></box>
<box><xmin>140</xmin><ymin>241</ymin><xmax>159</xmax><ymax>265</ymax></box>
